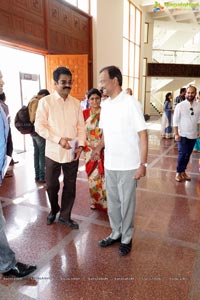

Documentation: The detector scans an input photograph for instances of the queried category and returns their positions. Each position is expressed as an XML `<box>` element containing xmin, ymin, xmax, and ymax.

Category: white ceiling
<box><xmin>141</xmin><ymin>0</ymin><xmax>200</xmax><ymax>24</ymax></box>
<box><xmin>140</xmin><ymin>0</ymin><xmax>200</xmax><ymax>51</ymax></box>
<box><xmin>140</xmin><ymin>1</ymin><xmax>200</xmax><ymax>93</ymax></box>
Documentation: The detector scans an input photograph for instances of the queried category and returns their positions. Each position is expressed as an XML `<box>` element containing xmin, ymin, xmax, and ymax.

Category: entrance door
<box><xmin>45</xmin><ymin>54</ymin><xmax>88</xmax><ymax>100</ymax></box>
<box><xmin>15</xmin><ymin>72</ymin><xmax>41</xmax><ymax>152</ymax></box>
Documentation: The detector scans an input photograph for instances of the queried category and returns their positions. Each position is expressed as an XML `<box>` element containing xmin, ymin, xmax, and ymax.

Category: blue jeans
<box><xmin>0</xmin><ymin>205</ymin><xmax>16</xmax><ymax>273</ymax></box>
<box><xmin>31</xmin><ymin>133</ymin><xmax>46</xmax><ymax>181</ymax></box>
<box><xmin>176</xmin><ymin>137</ymin><xmax>196</xmax><ymax>173</ymax></box>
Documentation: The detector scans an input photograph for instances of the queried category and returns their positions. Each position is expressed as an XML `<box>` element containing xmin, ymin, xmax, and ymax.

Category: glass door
<box><xmin>14</xmin><ymin>72</ymin><xmax>41</xmax><ymax>152</ymax></box>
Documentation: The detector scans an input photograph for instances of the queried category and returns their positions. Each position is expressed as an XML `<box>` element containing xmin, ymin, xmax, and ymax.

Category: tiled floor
<box><xmin>0</xmin><ymin>117</ymin><xmax>200</xmax><ymax>300</ymax></box>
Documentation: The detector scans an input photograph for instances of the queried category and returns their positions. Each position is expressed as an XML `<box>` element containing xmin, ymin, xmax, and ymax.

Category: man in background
<box><xmin>173</xmin><ymin>85</ymin><xmax>200</xmax><ymax>182</ymax></box>
<box><xmin>174</xmin><ymin>87</ymin><xmax>186</xmax><ymax>107</ymax></box>
<box><xmin>28</xmin><ymin>89</ymin><xmax>50</xmax><ymax>183</ymax></box>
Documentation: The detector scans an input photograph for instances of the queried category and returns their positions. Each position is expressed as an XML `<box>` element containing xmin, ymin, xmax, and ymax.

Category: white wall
<box><xmin>91</xmin><ymin>0</ymin><xmax>123</xmax><ymax>87</ymax></box>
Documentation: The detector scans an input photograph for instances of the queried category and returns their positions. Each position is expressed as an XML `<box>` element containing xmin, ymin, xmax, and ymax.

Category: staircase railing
<box><xmin>150</xmin><ymin>94</ymin><xmax>163</xmax><ymax>113</ymax></box>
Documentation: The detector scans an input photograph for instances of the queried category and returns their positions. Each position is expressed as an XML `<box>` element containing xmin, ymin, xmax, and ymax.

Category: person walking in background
<box><xmin>173</xmin><ymin>85</ymin><xmax>200</xmax><ymax>182</ymax></box>
<box><xmin>83</xmin><ymin>88</ymin><xmax>107</xmax><ymax>211</ymax></box>
<box><xmin>28</xmin><ymin>89</ymin><xmax>50</xmax><ymax>183</ymax></box>
<box><xmin>161</xmin><ymin>92</ymin><xmax>173</xmax><ymax>139</ymax></box>
<box><xmin>0</xmin><ymin>106</ymin><xmax>36</xmax><ymax>278</ymax></box>
<box><xmin>174</xmin><ymin>87</ymin><xmax>186</xmax><ymax>107</ymax></box>
<box><xmin>93</xmin><ymin>66</ymin><xmax>148</xmax><ymax>256</ymax></box>
<box><xmin>35</xmin><ymin>67</ymin><xmax>86</xmax><ymax>229</ymax></box>
<box><xmin>125</xmin><ymin>88</ymin><xmax>133</xmax><ymax>95</ymax></box>
<box><xmin>80</xmin><ymin>92</ymin><xmax>89</xmax><ymax>110</ymax></box>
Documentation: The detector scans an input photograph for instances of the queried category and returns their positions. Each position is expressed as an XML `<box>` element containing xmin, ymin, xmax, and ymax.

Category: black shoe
<box><xmin>3</xmin><ymin>262</ymin><xmax>36</xmax><ymax>278</ymax></box>
<box><xmin>47</xmin><ymin>210</ymin><xmax>59</xmax><ymax>225</ymax></box>
<box><xmin>99</xmin><ymin>236</ymin><xmax>121</xmax><ymax>247</ymax></box>
<box><xmin>58</xmin><ymin>218</ymin><xmax>79</xmax><ymax>229</ymax></box>
<box><xmin>118</xmin><ymin>240</ymin><xmax>132</xmax><ymax>256</ymax></box>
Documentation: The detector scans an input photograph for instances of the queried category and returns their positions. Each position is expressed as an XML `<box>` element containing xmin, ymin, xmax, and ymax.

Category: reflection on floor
<box><xmin>0</xmin><ymin>117</ymin><xmax>200</xmax><ymax>300</ymax></box>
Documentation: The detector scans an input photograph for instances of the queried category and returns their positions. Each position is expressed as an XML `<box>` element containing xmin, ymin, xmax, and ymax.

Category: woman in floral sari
<box><xmin>83</xmin><ymin>88</ymin><xmax>107</xmax><ymax>211</ymax></box>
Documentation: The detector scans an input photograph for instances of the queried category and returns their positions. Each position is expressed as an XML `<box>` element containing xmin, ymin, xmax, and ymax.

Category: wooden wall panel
<box><xmin>0</xmin><ymin>0</ymin><xmax>46</xmax><ymax>49</ymax></box>
<box><xmin>0</xmin><ymin>0</ymin><xmax>92</xmax><ymax>87</ymax></box>
<box><xmin>45</xmin><ymin>54</ymin><xmax>88</xmax><ymax>100</ymax></box>
<box><xmin>47</xmin><ymin>0</ymin><xmax>90</xmax><ymax>54</ymax></box>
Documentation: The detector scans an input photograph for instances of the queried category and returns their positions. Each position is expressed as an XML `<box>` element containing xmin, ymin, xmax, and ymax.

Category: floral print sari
<box><xmin>83</xmin><ymin>109</ymin><xmax>107</xmax><ymax>211</ymax></box>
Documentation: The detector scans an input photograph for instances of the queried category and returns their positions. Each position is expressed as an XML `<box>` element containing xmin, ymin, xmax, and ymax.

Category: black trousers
<box><xmin>45</xmin><ymin>157</ymin><xmax>79</xmax><ymax>220</ymax></box>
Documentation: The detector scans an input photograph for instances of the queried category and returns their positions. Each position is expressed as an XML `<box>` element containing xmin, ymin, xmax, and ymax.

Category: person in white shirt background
<box><xmin>173</xmin><ymin>85</ymin><xmax>200</xmax><ymax>182</ymax></box>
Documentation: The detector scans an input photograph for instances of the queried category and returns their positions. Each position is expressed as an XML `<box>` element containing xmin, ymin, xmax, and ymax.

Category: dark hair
<box><xmin>0</xmin><ymin>92</ymin><xmax>5</xmax><ymax>101</ymax></box>
<box><xmin>180</xmin><ymin>87</ymin><xmax>186</xmax><ymax>94</ymax></box>
<box><xmin>87</xmin><ymin>88</ymin><xmax>101</xmax><ymax>100</ymax></box>
<box><xmin>99</xmin><ymin>65</ymin><xmax>122</xmax><ymax>86</ymax></box>
<box><xmin>165</xmin><ymin>92</ymin><xmax>172</xmax><ymax>102</ymax></box>
<box><xmin>53</xmin><ymin>67</ymin><xmax>72</xmax><ymax>82</ymax></box>
<box><xmin>37</xmin><ymin>89</ymin><xmax>50</xmax><ymax>96</ymax></box>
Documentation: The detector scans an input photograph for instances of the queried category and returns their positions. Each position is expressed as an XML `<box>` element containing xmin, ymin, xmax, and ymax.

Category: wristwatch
<box><xmin>140</xmin><ymin>163</ymin><xmax>148</xmax><ymax>167</ymax></box>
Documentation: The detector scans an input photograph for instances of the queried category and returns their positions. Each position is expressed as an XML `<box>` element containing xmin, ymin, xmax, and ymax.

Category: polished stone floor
<box><xmin>0</xmin><ymin>117</ymin><xmax>200</xmax><ymax>300</ymax></box>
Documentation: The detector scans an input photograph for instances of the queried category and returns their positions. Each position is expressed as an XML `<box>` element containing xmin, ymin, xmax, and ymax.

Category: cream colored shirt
<box><xmin>35</xmin><ymin>91</ymin><xmax>86</xmax><ymax>163</ymax></box>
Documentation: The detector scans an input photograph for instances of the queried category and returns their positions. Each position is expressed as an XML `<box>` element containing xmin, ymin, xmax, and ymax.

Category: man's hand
<box><xmin>59</xmin><ymin>137</ymin><xmax>72</xmax><ymax>149</ymax></box>
<box><xmin>134</xmin><ymin>165</ymin><xmax>146</xmax><ymax>180</ymax></box>
<box><xmin>73</xmin><ymin>146</ymin><xmax>83</xmax><ymax>161</ymax></box>
<box><xmin>174</xmin><ymin>134</ymin><xmax>181</xmax><ymax>142</ymax></box>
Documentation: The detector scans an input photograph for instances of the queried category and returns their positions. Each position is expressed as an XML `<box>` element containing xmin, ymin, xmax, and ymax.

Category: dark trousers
<box><xmin>45</xmin><ymin>157</ymin><xmax>79</xmax><ymax>220</ymax></box>
<box><xmin>6</xmin><ymin>127</ymin><xmax>13</xmax><ymax>157</ymax></box>
<box><xmin>176</xmin><ymin>137</ymin><xmax>196</xmax><ymax>173</ymax></box>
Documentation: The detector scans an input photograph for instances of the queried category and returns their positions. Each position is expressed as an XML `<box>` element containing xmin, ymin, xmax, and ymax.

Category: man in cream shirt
<box><xmin>35</xmin><ymin>67</ymin><xmax>86</xmax><ymax>229</ymax></box>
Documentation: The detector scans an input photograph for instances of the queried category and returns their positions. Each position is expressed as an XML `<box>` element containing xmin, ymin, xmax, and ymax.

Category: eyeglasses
<box><xmin>190</xmin><ymin>107</ymin><xmax>194</xmax><ymax>116</ymax></box>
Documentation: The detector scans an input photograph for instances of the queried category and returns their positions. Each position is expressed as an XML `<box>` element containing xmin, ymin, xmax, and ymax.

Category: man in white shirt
<box><xmin>173</xmin><ymin>85</ymin><xmax>200</xmax><ymax>182</ymax></box>
<box><xmin>35</xmin><ymin>67</ymin><xmax>86</xmax><ymax>229</ymax></box>
<box><xmin>92</xmin><ymin>65</ymin><xmax>148</xmax><ymax>256</ymax></box>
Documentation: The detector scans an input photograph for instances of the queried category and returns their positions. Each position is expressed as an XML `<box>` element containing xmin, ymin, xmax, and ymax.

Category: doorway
<box><xmin>0</xmin><ymin>44</ymin><xmax>46</xmax><ymax>153</ymax></box>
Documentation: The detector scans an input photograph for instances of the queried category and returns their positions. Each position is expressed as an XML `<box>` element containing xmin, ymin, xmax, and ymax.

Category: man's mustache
<box><xmin>63</xmin><ymin>86</ymin><xmax>72</xmax><ymax>90</ymax></box>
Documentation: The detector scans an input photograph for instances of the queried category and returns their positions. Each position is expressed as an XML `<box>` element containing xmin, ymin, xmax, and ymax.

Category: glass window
<box><xmin>123</xmin><ymin>39</ymin><xmax>129</xmax><ymax>76</ymax></box>
<box><xmin>64</xmin><ymin>0</ymin><xmax>77</xmax><ymax>6</ymax></box>
<box><xmin>123</xmin><ymin>0</ymin><xmax>141</xmax><ymax>98</ymax></box>
<box><xmin>63</xmin><ymin>0</ymin><xmax>90</xmax><ymax>13</ymax></box>
<box><xmin>123</xmin><ymin>76</ymin><xmax>129</xmax><ymax>90</ymax></box>
<box><xmin>130</xmin><ymin>5</ymin><xmax>135</xmax><ymax>42</ymax></box>
<box><xmin>123</xmin><ymin>0</ymin><xmax>129</xmax><ymax>38</ymax></box>
<box><xmin>135</xmin><ymin>9</ymin><xmax>141</xmax><ymax>45</ymax></box>
<box><xmin>78</xmin><ymin>0</ymin><xmax>89</xmax><ymax>13</ymax></box>
<box><xmin>134</xmin><ymin>45</ymin><xmax>140</xmax><ymax>78</ymax></box>
<box><xmin>129</xmin><ymin>42</ymin><xmax>134</xmax><ymax>77</ymax></box>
